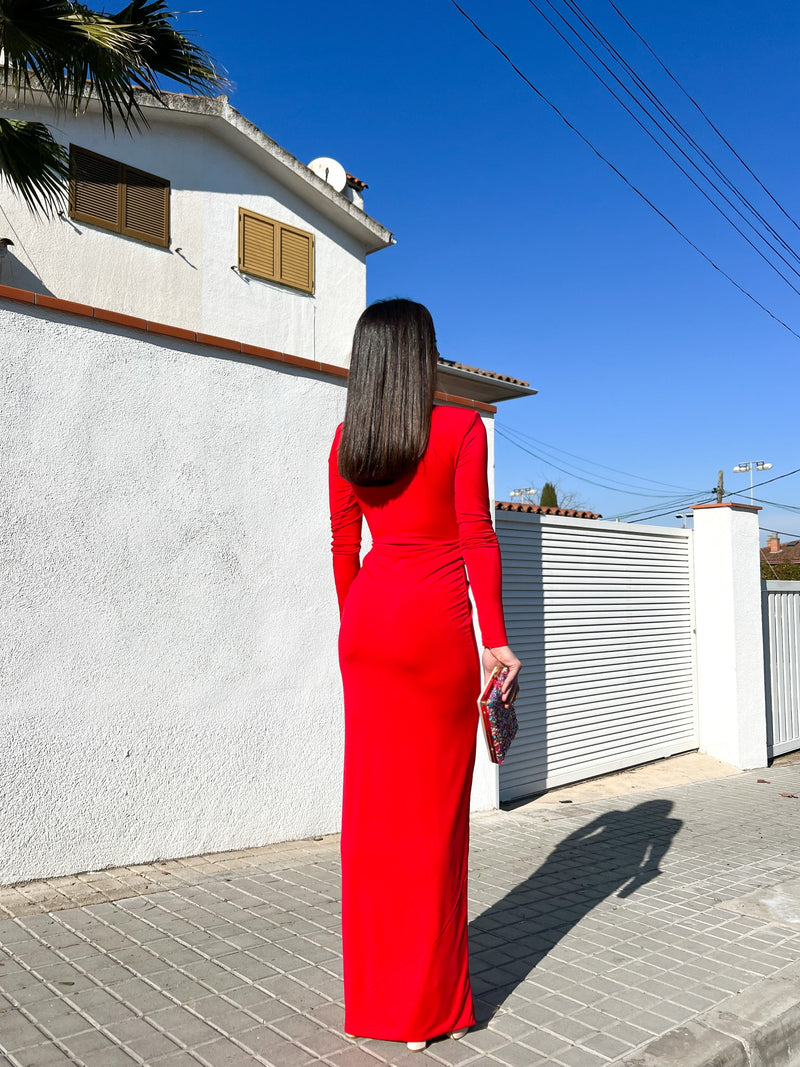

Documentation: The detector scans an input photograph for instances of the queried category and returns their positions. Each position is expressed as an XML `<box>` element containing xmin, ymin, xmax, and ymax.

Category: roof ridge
<box><xmin>495</xmin><ymin>500</ymin><xmax>602</xmax><ymax>520</ymax></box>
<box><xmin>437</xmin><ymin>356</ymin><xmax>529</xmax><ymax>388</ymax></box>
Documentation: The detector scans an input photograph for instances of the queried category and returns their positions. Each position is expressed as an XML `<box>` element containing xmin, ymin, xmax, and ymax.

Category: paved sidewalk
<box><xmin>2</xmin><ymin>758</ymin><xmax>800</xmax><ymax>1067</ymax></box>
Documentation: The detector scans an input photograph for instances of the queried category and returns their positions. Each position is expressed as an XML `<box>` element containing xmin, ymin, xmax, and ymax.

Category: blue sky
<box><xmin>175</xmin><ymin>1</ymin><xmax>800</xmax><ymax>538</ymax></box>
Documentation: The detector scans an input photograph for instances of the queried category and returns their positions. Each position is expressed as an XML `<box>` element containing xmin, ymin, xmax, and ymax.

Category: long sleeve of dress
<box><xmin>329</xmin><ymin>428</ymin><xmax>363</xmax><ymax>618</ymax></box>
<box><xmin>454</xmin><ymin>412</ymin><xmax>509</xmax><ymax>648</ymax></box>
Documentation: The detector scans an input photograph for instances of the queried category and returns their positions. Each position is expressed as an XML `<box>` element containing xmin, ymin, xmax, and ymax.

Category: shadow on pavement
<box><xmin>468</xmin><ymin>799</ymin><xmax>682</xmax><ymax>1023</ymax></box>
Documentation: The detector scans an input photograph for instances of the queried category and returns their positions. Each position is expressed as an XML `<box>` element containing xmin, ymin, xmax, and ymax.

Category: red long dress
<box><xmin>328</xmin><ymin>405</ymin><xmax>508</xmax><ymax>1042</ymax></box>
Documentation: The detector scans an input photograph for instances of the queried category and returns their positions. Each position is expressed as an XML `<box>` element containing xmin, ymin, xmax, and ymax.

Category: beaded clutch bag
<box><xmin>478</xmin><ymin>665</ymin><xmax>518</xmax><ymax>765</ymax></box>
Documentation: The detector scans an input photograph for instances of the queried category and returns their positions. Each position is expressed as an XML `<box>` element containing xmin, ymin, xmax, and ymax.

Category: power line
<box><xmin>607</xmin><ymin>493</ymin><xmax>712</xmax><ymax>522</ymax></box>
<box><xmin>496</xmin><ymin>425</ymin><xmax>706</xmax><ymax>498</ymax></box>
<box><xmin>608</xmin><ymin>0</ymin><xmax>800</xmax><ymax>243</ymax></box>
<box><xmin>620</xmin><ymin>466</ymin><xmax>800</xmax><ymax>521</ymax></box>
<box><xmin>497</xmin><ymin>428</ymin><xmax>681</xmax><ymax>496</ymax></box>
<box><xmin>450</xmin><ymin>1</ymin><xmax>800</xmax><ymax>342</ymax></box>
<box><xmin>496</xmin><ymin>422</ymin><xmax>694</xmax><ymax>490</ymax></box>
<box><xmin>558</xmin><ymin>0</ymin><xmax>800</xmax><ymax>271</ymax></box>
<box><xmin>615</xmin><ymin>467</ymin><xmax>800</xmax><ymax>523</ymax></box>
<box><xmin>730</xmin><ymin>493</ymin><xmax>800</xmax><ymax>514</ymax></box>
<box><xmin>527</xmin><ymin>0</ymin><xmax>800</xmax><ymax>298</ymax></box>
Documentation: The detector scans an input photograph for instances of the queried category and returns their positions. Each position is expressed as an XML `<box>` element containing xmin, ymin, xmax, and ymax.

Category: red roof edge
<box><xmin>495</xmin><ymin>500</ymin><xmax>602</xmax><ymax>520</ymax></box>
<box><xmin>0</xmin><ymin>282</ymin><xmax>497</xmax><ymax>415</ymax></box>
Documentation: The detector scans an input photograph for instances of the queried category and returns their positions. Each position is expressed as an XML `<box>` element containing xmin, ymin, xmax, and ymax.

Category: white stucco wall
<box><xmin>1</xmin><ymin>302</ymin><xmax>501</xmax><ymax>885</ymax></box>
<box><xmin>1</xmin><ymin>303</ymin><xmax>349</xmax><ymax>885</ymax></box>
<box><xmin>0</xmin><ymin>100</ymin><xmax>375</xmax><ymax>366</ymax></box>
<box><xmin>692</xmin><ymin>503</ymin><xmax>768</xmax><ymax>769</ymax></box>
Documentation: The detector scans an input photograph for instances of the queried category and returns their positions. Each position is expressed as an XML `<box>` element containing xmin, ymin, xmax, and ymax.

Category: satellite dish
<box><xmin>308</xmin><ymin>157</ymin><xmax>347</xmax><ymax>193</ymax></box>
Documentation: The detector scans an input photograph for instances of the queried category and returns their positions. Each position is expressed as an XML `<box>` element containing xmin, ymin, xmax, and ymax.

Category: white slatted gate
<box><xmin>496</xmin><ymin>511</ymin><xmax>698</xmax><ymax>802</ymax></box>
<box><xmin>763</xmin><ymin>581</ymin><xmax>800</xmax><ymax>757</ymax></box>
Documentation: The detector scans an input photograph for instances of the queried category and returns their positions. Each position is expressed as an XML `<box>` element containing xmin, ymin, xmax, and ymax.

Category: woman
<box><xmin>328</xmin><ymin>298</ymin><xmax>520</xmax><ymax>1053</ymax></box>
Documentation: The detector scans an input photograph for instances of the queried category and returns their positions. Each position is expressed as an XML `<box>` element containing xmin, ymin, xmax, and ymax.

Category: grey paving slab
<box><xmin>3</xmin><ymin>762</ymin><xmax>800</xmax><ymax>1065</ymax></box>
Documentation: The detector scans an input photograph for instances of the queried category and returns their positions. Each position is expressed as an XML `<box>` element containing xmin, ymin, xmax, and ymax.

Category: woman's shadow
<box><xmin>468</xmin><ymin>800</ymin><xmax>682</xmax><ymax>1022</ymax></box>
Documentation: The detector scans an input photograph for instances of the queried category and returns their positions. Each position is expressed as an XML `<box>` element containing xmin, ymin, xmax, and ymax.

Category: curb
<box><xmin>618</xmin><ymin>961</ymin><xmax>800</xmax><ymax>1066</ymax></box>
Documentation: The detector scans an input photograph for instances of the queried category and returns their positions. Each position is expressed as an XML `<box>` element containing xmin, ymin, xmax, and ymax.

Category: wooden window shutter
<box><xmin>69</xmin><ymin>145</ymin><xmax>169</xmax><ymax>247</ymax></box>
<box><xmin>121</xmin><ymin>164</ymin><xmax>170</xmax><ymax>247</ymax></box>
<box><xmin>69</xmin><ymin>145</ymin><xmax>121</xmax><ymax>230</ymax></box>
<box><xmin>239</xmin><ymin>208</ymin><xmax>276</xmax><ymax>280</ymax></box>
<box><xmin>279</xmin><ymin>226</ymin><xmax>314</xmax><ymax>293</ymax></box>
<box><xmin>238</xmin><ymin>207</ymin><xmax>314</xmax><ymax>294</ymax></box>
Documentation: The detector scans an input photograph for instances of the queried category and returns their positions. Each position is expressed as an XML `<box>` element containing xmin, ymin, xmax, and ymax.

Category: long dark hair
<box><xmin>338</xmin><ymin>298</ymin><xmax>438</xmax><ymax>486</ymax></box>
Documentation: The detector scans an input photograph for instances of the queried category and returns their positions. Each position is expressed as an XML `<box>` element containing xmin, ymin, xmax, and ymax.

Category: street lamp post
<box><xmin>510</xmin><ymin>487</ymin><xmax>538</xmax><ymax>504</ymax></box>
<box><xmin>732</xmin><ymin>461</ymin><xmax>772</xmax><ymax>505</ymax></box>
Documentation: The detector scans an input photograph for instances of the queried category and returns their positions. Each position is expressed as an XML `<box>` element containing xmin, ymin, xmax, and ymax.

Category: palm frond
<box><xmin>0</xmin><ymin>117</ymin><xmax>68</xmax><ymax>216</ymax></box>
<box><xmin>112</xmin><ymin>0</ymin><xmax>226</xmax><ymax>94</ymax></box>
<box><xmin>0</xmin><ymin>1</ymin><xmax>225</xmax><ymax>214</ymax></box>
<box><xmin>0</xmin><ymin>0</ymin><xmax>144</xmax><ymax>127</ymax></box>
<box><xmin>0</xmin><ymin>0</ymin><xmax>225</xmax><ymax>130</ymax></box>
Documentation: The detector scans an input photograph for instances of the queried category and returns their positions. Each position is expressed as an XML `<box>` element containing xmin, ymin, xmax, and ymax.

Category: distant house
<box><xmin>761</xmin><ymin>535</ymin><xmax>800</xmax><ymax>579</ymax></box>
<box><xmin>762</xmin><ymin>535</ymin><xmax>800</xmax><ymax>565</ymax></box>
<box><xmin>0</xmin><ymin>86</ymin><xmax>533</xmax><ymax>886</ymax></box>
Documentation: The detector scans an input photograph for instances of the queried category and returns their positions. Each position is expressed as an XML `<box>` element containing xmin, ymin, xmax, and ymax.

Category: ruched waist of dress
<box><xmin>366</xmin><ymin>537</ymin><xmax>463</xmax><ymax>559</ymax></box>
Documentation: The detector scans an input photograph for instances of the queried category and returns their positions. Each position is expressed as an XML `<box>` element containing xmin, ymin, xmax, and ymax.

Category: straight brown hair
<box><xmin>338</xmin><ymin>299</ymin><xmax>438</xmax><ymax>486</ymax></box>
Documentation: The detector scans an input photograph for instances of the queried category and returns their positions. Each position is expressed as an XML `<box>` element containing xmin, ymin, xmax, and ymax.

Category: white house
<box><xmin>0</xmin><ymin>89</ymin><xmax>394</xmax><ymax>363</ymax></box>
<box><xmin>0</xmin><ymin>88</ymin><xmax>534</xmax><ymax>886</ymax></box>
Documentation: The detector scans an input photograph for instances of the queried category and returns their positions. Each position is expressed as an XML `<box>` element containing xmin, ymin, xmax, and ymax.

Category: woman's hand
<box><xmin>482</xmin><ymin>645</ymin><xmax>521</xmax><ymax>708</ymax></box>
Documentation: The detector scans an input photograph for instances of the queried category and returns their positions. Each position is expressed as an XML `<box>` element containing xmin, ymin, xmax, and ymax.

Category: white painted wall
<box><xmin>0</xmin><ymin>100</ymin><xmax>371</xmax><ymax>366</ymax></box>
<box><xmin>1</xmin><ymin>303</ymin><xmax>501</xmax><ymax>884</ymax></box>
<box><xmin>0</xmin><ymin>303</ymin><xmax>349</xmax><ymax>885</ymax></box>
<box><xmin>692</xmin><ymin>503</ymin><xmax>768</xmax><ymax>769</ymax></box>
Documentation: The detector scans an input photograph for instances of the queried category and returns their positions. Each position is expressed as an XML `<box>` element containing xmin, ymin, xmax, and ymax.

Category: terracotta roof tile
<box><xmin>346</xmin><ymin>173</ymin><xmax>368</xmax><ymax>191</ymax></box>
<box><xmin>495</xmin><ymin>500</ymin><xmax>602</xmax><ymax>520</ymax></box>
<box><xmin>438</xmin><ymin>356</ymin><xmax>529</xmax><ymax>388</ymax></box>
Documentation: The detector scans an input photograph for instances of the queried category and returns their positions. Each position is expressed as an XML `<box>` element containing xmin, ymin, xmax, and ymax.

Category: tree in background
<box><xmin>761</xmin><ymin>561</ymin><xmax>800</xmax><ymax>581</ymax></box>
<box><xmin>539</xmin><ymin>481</ymin><xmax>559</xmax><ymax>508</ymax></box>
<box><xmin>0</xmin><ymin>0</ymin><xmax>224</xmax><ymax>215</ymax></box>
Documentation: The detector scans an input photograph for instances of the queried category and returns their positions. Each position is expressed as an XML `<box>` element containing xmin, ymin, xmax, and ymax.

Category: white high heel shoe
<box><xmin>407</xmin><ymin>1040</ymin><xmax>427</xmax><ymax>1051</ymax></box>
<box><xmin>450</xmin><ymin>1028</ymin><xmax>468</xmax><ymax>1039</ymax></box>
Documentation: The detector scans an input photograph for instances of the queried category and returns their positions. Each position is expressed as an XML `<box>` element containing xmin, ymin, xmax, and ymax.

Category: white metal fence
<box><xmin>496</xmin><ymin>511</ymin><xmax>698</xmax><ymax>802</ymax></box>
<box><xmin>763</xmin><ymin>581</ymin><xmax>800</xmax><ymax>757</ymax></box>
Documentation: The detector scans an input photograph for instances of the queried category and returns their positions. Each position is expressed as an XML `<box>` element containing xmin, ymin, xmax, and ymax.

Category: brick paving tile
<box><xmin>143</xmin><ymin>1004</ymin><xmax>224</xmax><ymax>1046</ymax></box>
<box><xmin>422</xmin><ymin>1039</ymin><xmax>483</xmax><ymax>1065</ymax></box>
<box><xmin>3</xmin><ymin>1046</ymin><xmax>78</xmax><ymax>1067</ymax></box>
<box><xmin>0</xmin><ymin>1010</ymin><xmax>49</xmax><ymax>1052</ymax></box>
<box><xmin>3</xmin><ymin>764</ymin><xmax>800</xmax><ymax>1065</ymax></box>
<box><xmin>553</xmin><ymin>1045</ymin><xmax>610</xmax><ymax>1067</ymax></box>
<box><xmin>9</xmin><ymin>1005</ymin><xmax>85</xmax><ymax>1043</ymax></box>
<box><xmin>579</xmin><ymin>1029</ymin><xmax>633</xmax><ymax>1059</ymax></box>
<box><xmin>461</xmin><ymin>1027</ymin><xmax>509</xmax><ymax>1053</ymax></box>
<box><xmin>146</xmin><ymin>1053</ymin><xmax>202</xmax><ymax>1066</ymax></box>
<box><xmin>491</xmin><ymin>1041</ymin><xmax>555</xmax><ymax>1067</ymax></box>
<box><xmin>519</xmin><ymin>1028</ymin><xmax>573</xmax><ymax>1058</ymax></box>
<box><xmin>544</xmin><ymin>1014</ymin><xmax>601</xmax><ymax>1044</ymax></box>
<box><xmin>192</xmin><ymin>1036</ymin><xmax>288</xmax><ymax>1066</ymax></box>
<box><xmin>323</xmin><ymin>1046</ymin><xmax>384</xmax><ymax>1066</ymax></box>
